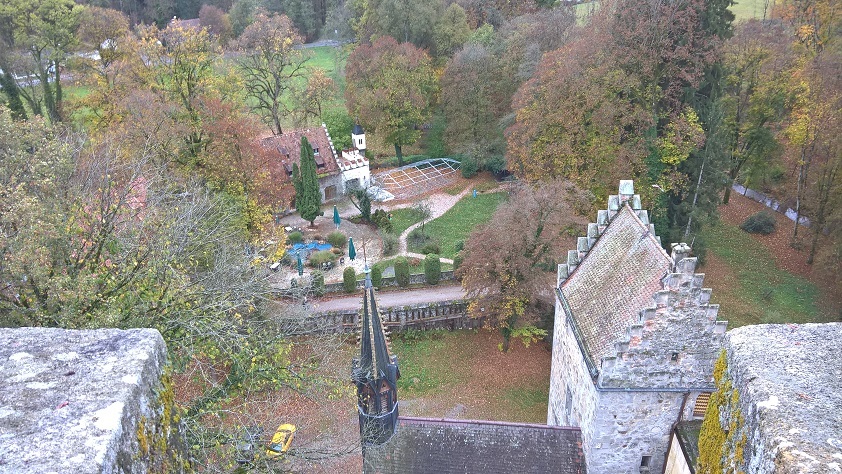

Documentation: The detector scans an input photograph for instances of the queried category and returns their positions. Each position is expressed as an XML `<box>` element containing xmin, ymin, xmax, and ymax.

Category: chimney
<box><xmin>671</xmin><ymin>243</ymin><xmax>692</xmax><ymax>269</ymax></box>
<box><xmin>618</xmin><ymin>180</ymin><xmax>635</xmax><ymax>204</ymax></box>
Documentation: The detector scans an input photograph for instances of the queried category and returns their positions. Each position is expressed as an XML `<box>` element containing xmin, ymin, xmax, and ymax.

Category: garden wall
<box><xmin>285</xmin><ymin>299</ymin><xmax>480</xmax><ymax>335</ymax></box>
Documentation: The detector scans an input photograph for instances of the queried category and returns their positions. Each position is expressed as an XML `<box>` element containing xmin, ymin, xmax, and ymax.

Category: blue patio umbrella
<box><xmin>333</xmin><ymin>205</ymin><xmax>340</xmax><ymax>229</ymax></box>
<box><xmin>296</xmin><ymin>252</ymin><xmax>303</xmax><ymax>276</ymax></box>
<box><xmin>348</xmin><ymin>237</ymin><xmax>356</xmax><ymax>261</ymax></box>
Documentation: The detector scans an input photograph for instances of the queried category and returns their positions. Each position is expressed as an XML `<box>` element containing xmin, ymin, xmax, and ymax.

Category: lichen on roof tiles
<box><xmin>561</xmin><ymin>198</ymin><xmax>672</xmax><ymax>364</ymax></box>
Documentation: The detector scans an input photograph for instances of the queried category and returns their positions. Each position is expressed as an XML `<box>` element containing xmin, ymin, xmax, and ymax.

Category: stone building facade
<box><xmin>548</xmin><ymin>181</ymin><xmax>728</xmax><ymax>473</ymax></box>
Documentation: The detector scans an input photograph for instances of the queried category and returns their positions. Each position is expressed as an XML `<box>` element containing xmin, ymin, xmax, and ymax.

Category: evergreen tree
<box><xmin>296</xmin><ymin>136</ymin><xmax>322</xmax><ymax>226</ymax></box>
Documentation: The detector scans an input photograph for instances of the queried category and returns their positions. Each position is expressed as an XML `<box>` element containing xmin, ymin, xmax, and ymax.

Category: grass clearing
<box><xmin>390</xmin><ymin>329</ymin><xmax>551</xmax><ymax>423</ymax></box>
<box><xmin>702</xmin><ymin>221</ymin><xmax>826</xmax><ymax>327</ymax></box>
<box><xmin>502</xmin><ymin>386</ymin><xmax>551</xmax><ymax>422</ymax></box>
<box><xmin>391</xmin><ymin>330</ymin><xmax>475</xmax><ymax>395</ymax></box>
<box><xmin>408</xmin><ymin>192</ymin><xmax>508</xmax><ymax>259</ymax></box>
<box><xmin>387</xmin><ymin>207</ymin><xmax>426</xmax><ymax>236</ymax></box>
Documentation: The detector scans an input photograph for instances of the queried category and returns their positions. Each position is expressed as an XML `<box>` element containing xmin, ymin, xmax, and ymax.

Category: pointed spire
<box><xmin>352</xmin><ymin>265</ymin><xmax>400</xmax><ymax>447</ymax></box>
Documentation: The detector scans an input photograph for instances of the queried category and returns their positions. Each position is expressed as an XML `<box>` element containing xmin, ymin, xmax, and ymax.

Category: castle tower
<box><xmin>352</xmin><ymin>268</ymin><xmax>400</xmax><ymax>447</ymax></box>
<box><xmin>548</xmin><ymin>180</ymin><xmax>727</xmax><ymax>474</ymax></box>
<box><xmin>352</xmin><ymin>124</ymin><xmax>366</xmax><ymax>157</ymax></box>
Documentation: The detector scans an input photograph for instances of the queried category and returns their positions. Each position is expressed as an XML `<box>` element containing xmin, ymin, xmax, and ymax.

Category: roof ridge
<box><xmin>558</xmin><ymin>182</ymin><xmax>668</xmax><ymax>288</ymax></box>
<box><xmin>398</xmin><ymin>416</ymin><xmax>582</xmax><ymax>431</ymax></box>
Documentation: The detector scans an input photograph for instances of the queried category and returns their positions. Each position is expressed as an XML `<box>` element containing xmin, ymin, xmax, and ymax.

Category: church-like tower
<box><xmin>352</xmin><ymin>268</ymin><xmax>400</xmax><ymax>447</ymax></box>
<box><xmin>351</xmin><ymin>124</ymin><xmax>366</xmax><ymax>156</ymax></box>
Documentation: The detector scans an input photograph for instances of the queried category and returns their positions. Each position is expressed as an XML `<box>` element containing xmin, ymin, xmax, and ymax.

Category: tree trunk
<box><xmin>54</xmin><ymin>60</ymin><xmax>63</xmax><ymax>121</ymax></box>
<box><xmin>394</xmin><ymin>143</ymin><xmax>403</xmax><ymax>166</ymax></box>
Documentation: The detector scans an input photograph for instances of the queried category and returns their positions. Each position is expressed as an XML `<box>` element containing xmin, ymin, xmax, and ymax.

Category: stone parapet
<box><xmin>0</xmin><ymin>328</ymin><xmax>188</xmax><ymax>473</ymax></box>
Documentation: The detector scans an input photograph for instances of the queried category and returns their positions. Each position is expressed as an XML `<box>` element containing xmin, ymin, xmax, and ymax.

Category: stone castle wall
<box><xmin>0</xmin><ymin>328</ymin><xmax>188</xmax><ymax>473</ymax></box>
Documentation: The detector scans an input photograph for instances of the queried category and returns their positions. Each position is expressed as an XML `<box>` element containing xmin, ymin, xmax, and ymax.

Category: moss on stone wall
<box><xmin>697</xmin><ymin>350</ymin><xmax>746</xmax><ymax>474</ymax></box>
<box><xmin>134</xmin><ymin>369</ymin><xmax>192</xmax><ymax>473</ymax></box>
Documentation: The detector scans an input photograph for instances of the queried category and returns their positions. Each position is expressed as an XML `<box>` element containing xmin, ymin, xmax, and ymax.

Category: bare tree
<box><xmin>238</xmin><ymin>13</ymin><xmax>309</xmax><ymax>135</ymax></box>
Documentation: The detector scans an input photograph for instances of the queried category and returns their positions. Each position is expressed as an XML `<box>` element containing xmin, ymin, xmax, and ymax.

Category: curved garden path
<box><xmin>387</xmin><ymin>187</ymin><xmax>473</xmax><ymax>264</ymax></box>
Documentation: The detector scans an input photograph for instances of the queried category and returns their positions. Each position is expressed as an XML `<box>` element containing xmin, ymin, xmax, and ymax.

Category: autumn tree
<box><xmin>507</xmin><ymin>32</ymin><xmax>651</xmax><ymax>197</ymax></box>
<box><xmin>345</xmin><ymin>36</ymin><xmax>437</xmax><ymax>165</ymax></box>
<box><xmin>238</xmin><ymin>12</ymin><xmax>308</xmax><ymax>135</ymax></box>
<box><xmin>292</xmin><ymin>68</ymin><xmax>335</xmax><ymax>126</ymax></box>
<box><xmin>720</xmin><ymin>20</ymin><xmax>790</xmax><ymax>204</ymax></box>
<box><xmin>456</xmin><ymin>180</ymin><xmax>591</xmax><ymax>351</ymax></box>
<box><xmin>441</xmin><ymin>44</ymin><xmax>507</xmax><ymax>171</ymax></box>
<box><xmin>0</xmin><ymin>0</ymin><xmax>82</xmax><ymax>121</ymax></box>
<box><xmin>76</xmin><ymin>7</ymin><xmax>132</xmax><ymax>87</ymax></box>
<box><xmin>433</xmin><ymin>3</ymin><xmax>471</xmax><ymax>58</ymax></box>
<box><xmin>199</xmin><ymin>4</ymin><xmax>233</xmax><ymax>43</ymax></box>
<box><xmin>138</xmin><ymin>21</ymin><xmax>223</xmax><ymax>159</ymax></box>
<box><xmin>350</xmin><ymin>0</ymin><xmax>442</xmax><ymax>48</ymax></box>
<box><xmin>296</xmin><ymin>136</ymin><xmax>322</xmax><ymax>226</ymax></box>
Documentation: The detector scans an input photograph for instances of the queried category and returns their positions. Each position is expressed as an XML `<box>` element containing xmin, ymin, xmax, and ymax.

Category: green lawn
<box><xmin>408</xmin><ymin>192</ymin><xmax>508</xmax><ymax>259</ymax></box>
<box><xmin>389</xmin><ymin>329</ymin><xmax>550</xmax><ymax>423</ymax></box>
<box><xmin>388</xmin><ymin>207</ymin><xmax>426</xmax><ymax>236</ymax></box>
<box><xmin>729</xmin><ymin>0</ymin><xmax>769</xmax><ymax>21</ymax></box>
<box><xmin>391</xmin><ymin>330</ymin><xmax>475</xmax><ymax>395</ymax></box>
<box><xmin>702</xmin><ymin>222</ymin><xmax>827</xmax><ymax>328</ymax></box>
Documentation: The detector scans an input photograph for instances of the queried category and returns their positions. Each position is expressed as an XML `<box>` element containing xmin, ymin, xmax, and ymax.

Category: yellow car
<box><xmin>266</xmin><ymin>424</ymin><xmax>296</xmax><ymax>457</ymax></box>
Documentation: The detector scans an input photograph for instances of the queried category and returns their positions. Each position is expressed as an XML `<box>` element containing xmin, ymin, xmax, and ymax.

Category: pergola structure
<box><xmin>372</xmin><ymin>159</ymin><xmax>461</xmax><ymax>200</ymax></box>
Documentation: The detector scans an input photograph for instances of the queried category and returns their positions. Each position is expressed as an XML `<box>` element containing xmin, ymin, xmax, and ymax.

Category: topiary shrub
<box><xmin>424</xmin><ymin>254</ymin><xmax>441</xmax><ymax>285</ymax></box>
<box><xmin>460</xmin><ymin>155</ymin><xmax>478</xmax><ymax>178</ymax></box>
<box><xmin>420</xmin><ymin>242</ymin><xmax>441</xmax><ymax>255</ymax></box>
<box><xmin>371</xmin><ymin>265</ymin><xmax>383</xmax><ymax>288</ymax></box>
<box><xmin>288</xmin><ymin>231</ymin><xmax>303</xmax><ymax>244</ymax></box>
<box><xmin>740</xmin><ymin>211</ymin><xmax>776</xmax><ymax>235</ymax></box>
<box><xmin>327</xmin><ymin>231</ymin><xmax>347</xmax><ymax>248</ymax></box>
<box><xmin>311</xmin><ymin>271</ymin><xmax>325</xmax><ymax>296</ymax></box>
<box><xmin>308</xmin><ymin>250</ymin><xmax>337</xmax><ymax>268</ymax></box>
<box><xmin>343</xmin><ymin>267</ymin><xmax>357</xmax><ymax>293</ymax></box>
<box><xmin>452</xmin><ymin>252</ymin><xmax>464</xmax><ymax>274</ymax></box>
<box><xmin>394</xmin><ymin>256</ymin><xmax>410</xmax><ymax>288</ymax></box>
<box><xmin>381</xmin><ymin>231</ymin><xmax>398</xmax><ymax>256</ymax></box>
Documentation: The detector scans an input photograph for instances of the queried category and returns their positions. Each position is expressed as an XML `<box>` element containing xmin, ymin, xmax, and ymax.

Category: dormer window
<box><xmin>313</xmin><ymin>147</ymin><xmax>320</xmax><ymax>156</ymax></box>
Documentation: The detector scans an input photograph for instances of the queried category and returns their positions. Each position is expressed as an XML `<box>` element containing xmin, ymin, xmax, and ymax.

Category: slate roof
<box><xmin>560</xmin><ymin>183</ymin><xmax>672</xmax><ymax>363</ymax></box>
<box><xmin>364</xmin><ymin>417</ymin><xmax>585</xmax><ymax>474</ymax></box>
<box><xmin>260</xmin><ymin>126</ymin><xmax>339</xmax><ymax>179</ymax></box>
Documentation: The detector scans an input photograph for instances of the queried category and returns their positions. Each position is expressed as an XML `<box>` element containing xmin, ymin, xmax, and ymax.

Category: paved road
<box><xmin>312</xmin><ymin>284</ymin><xmax>466</xmax><ymax>312</ymax></box>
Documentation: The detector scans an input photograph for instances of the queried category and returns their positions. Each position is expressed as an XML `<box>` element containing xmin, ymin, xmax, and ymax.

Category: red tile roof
<box><xmin>260</xmin><ymin>126</ymin><xmax>339</xmax><ymax>179</ymax></box>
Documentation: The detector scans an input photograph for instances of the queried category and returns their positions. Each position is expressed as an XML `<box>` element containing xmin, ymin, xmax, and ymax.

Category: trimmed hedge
<box><xmin>371</xmin><ymin>265</ymin><xmax>383</xmax><ymax>288</ymax></box>
<box><xmin>343</xmin><ymin>267</ymin><xmax>357</xmax><ymax>293</ymax></box>
<box><xmin>394</xmin><ymin>256</ymin><xmax>410</xmax><ymax>288</ymax></box>
<box><xmin>288</xmin><ymin>231</ymin><xmax>303</xmax><ymax>244</ymax></box>
<box><xmin>424</xmin><ymin>254</ymin><xmax>441</xmax><ymax>285</ymax></box>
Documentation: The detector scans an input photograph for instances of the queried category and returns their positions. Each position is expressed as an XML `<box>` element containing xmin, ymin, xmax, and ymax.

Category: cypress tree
<box><xmin>297</xmin><ymin>136</ymin><xmax>322</xmax><ymax>226</ymax></box>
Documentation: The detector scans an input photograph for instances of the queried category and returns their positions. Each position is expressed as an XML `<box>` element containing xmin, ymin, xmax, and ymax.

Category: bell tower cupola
<box><xmin>351</xmin><ymin>123</ymin><xmax>366</xmax><ymax>157</ymax></box>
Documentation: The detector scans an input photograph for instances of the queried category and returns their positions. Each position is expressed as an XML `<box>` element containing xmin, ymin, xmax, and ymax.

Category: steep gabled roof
<box><xmin>559</xmin><ymin>182</ymin><xmax>672</xmax><ymax>364</ymax></box>
<box><xmin>364</xmin><ymin>417</ymin><xmax>585</xmax><ymax>474</ymax></box>
<box><xmin>260</xmin><ymin>125</ymin><xmax>339</xmax><ymax>178</ymax></box>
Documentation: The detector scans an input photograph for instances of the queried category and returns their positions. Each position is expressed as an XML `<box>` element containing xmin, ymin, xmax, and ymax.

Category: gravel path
<box><xmin>391</xmin><ymin>187</ymin><xmax>471</xmax><ymax>262</ymax></box>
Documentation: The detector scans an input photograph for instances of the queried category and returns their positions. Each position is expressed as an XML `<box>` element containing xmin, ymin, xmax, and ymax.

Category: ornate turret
<box><xmin>352</xmin><ymin>267</ymin><xmax>399</xmax><ymax>447</ymax></box>
<box><xmin>351</xmin><ymin>124</ymin><xmax>366</xmax><ymax>156</ymax></box>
